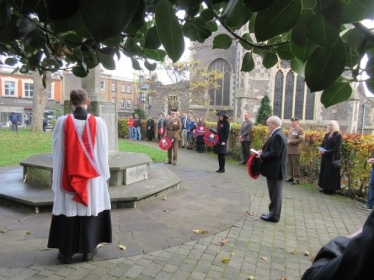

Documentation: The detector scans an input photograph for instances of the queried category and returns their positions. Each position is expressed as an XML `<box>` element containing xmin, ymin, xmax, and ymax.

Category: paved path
<box><xmin>0</xmin><ymin>140</ymin><xmax>370</xmax><ymax>279</ymax></box>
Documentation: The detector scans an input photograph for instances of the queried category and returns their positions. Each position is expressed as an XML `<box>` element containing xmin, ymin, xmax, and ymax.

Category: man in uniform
<box><xmin>157</xmin><ymin>113</ymin><xmax>166</xmax><ymax>141</ymax></box>
<box><xmin>164</xmin><ymin>108</ymin><xmax>182</xmax><ymax>165</ymax></box>
<box><xmin>181</xmin><ymin>112</ymin><xmax>188</xmax><ymax>148</ymax></box>
<box><xmin>239</xmin><ymin>112</ymin><xmax>253</xmax><ymax>165</ymax></box>
<box><xmin>286</xmin><ymin>117</ymin><xmax>305</xmax><ymax>185</ymax></box>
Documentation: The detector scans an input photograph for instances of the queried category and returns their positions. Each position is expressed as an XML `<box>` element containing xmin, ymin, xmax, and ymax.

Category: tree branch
<box><xmin>353</xmin><ymin>22</ymin><xmax>374</xmax><ymax>43</ymax></box>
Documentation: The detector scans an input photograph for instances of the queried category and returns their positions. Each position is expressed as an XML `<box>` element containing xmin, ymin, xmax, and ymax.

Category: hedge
<box><xmin>118</xmin><ymin>119</ymin><xmax>374</xmax><ymax>199</ymax></box>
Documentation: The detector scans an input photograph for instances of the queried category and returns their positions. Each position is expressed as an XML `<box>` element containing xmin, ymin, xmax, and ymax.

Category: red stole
<box><xmin>62</xmin><ymin>114</ymin><xmax>100</xmax><ymax>206</ymax></box>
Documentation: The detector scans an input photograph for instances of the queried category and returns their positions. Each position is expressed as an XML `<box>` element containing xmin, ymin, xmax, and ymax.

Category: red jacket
<box><xmin>127</xmin><ymin>118</ymin><xmax>134</xmax><ymax>127</ymax></box>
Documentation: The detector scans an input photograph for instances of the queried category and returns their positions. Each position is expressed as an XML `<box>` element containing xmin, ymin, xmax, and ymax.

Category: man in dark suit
<box><xmin>256</xmin><ymin>116</ymin><xmax>287</xmax><ymax>223</ymax></box>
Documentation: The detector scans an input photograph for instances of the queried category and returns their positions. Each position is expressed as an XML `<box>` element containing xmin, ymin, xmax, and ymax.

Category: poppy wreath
<box><xmin>192</xmin><ymin>128</ymin><xmax>198</xmax><ymax>139</ymax></box>
<box><xmin>158</xmin><ymin>127</ymin><xmax>164</xmax><ymax>135</ymax></box>
<box><xmin>203</xmin><ymin>132</ymin><xmax>219</xmax><ymax>147</ymax></box>
<box><xmin>158</xmin><ymin>137</ymin><xmax>172</xmax><ymax>150</ymax></box>
<box><xmin>247</xmin><ymin>154</ymin><xmax>261</xmax><ymax>179</ymax></box>
<box><xmin>196</xmin><ymin>126</ymin><xmax>206</xmax><ymax>136</ymax></box>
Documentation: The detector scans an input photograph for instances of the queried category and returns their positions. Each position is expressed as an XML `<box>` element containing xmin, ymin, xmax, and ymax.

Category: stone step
<box><xmin>0</xmin><ymin>164</ymin><xmax>181</xmax><ymax>213</ymax></box>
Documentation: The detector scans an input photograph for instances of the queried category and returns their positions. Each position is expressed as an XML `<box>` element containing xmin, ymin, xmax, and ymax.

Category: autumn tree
<box><xmin>0</xmin><ymin>0</ymin><xmax>373</xmax><ymax>109</ymax></box>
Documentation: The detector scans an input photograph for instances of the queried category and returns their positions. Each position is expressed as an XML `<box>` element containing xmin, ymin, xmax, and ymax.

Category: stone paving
<box><xmin>0</xmin><ymin>140</ymin><xmax>370</xmax><ymax>279</ymax></box>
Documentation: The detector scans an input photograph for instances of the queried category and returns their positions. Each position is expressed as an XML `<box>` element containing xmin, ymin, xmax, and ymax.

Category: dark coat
<box><xmin>318</xmin><ymin>132</ymin><xmax>342</xmax><ymax>191</ymax></box>
<box><xmin>302</xmin><ymin>210</ymin><xmax>374</xmax><ymax>280</ymax></box>
<box><xmin>196</xmin><ymin>121</ymin><xmax>205</xmax><ymax>143</ymax></box>
<box><xmin>213</xmin><ymin>120</ymin><xmax>230</xmax><ymax>155</ymax></box>
<box><xmin>260</xmin><ymin>128</ymin><xmax>287</xmax><ymax>180</ymax></box>
<box><xmin>146</xmin><ymin>119</ymin><xmax>155</xmax><ymax>139</ymax></box>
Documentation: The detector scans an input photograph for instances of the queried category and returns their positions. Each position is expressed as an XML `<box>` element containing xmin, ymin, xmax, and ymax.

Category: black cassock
<box><xmin>146</xmin><ymin>119</ymin><xmax>155</xmax><ymax>140</ymax></box>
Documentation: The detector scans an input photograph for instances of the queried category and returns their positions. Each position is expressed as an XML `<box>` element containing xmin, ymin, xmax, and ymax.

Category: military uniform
<box><xmin>165</xmin><ymin>113</ymin><xmax>182</xmax><ymax>165</ymax></box>
<box><xmin>287</xmin><ymin>124</ymin><xmax>305</xmax><ymax>183</ymax></box>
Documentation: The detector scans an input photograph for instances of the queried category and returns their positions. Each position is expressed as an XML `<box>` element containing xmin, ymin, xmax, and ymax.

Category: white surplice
<box><xmin>51</xmin><ymin>115</ymin><xmax>111</xmax><ymax>217</ymax></box>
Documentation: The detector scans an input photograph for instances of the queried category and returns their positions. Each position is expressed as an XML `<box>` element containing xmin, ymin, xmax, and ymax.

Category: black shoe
<box><xmin>292</xmin><ymin>181</ymin><xmax>299</xmax><ymax>185</ymax></box>
<box><xmin>286</xmin><ymin>178</ymin><xmax>293</xmax><ymax>182</ymax></box>
<box><xmin>216</xmin><ymin>169</ymin><xmax>221</xmax><ymax>172</ymax></box>
<box><xmin>82</xmin><ymin>247</ymin><xmax>98</xmax><ymax>262</ymax></box>
<box><xmin>260</xmin><ymin>215</ymin><xmax>279</xmax><ymax>223</ymax></box>
<box><xmin>58</xmin><ymin>252</ymin><xmax>72</xmax><ymax>264</ymax></box>
<box><xmin>164</xmin><ymin>161</ymin><xmax>171</xmax><ymax>164</ymax></box>
<box><xmin>218</xmin><ymin>169</ymin><xmax>225</xmax><ymax>173</ymax></box>
<box><xmin>319</xmin><ymin>189</ymin><xmax>325</xmax><ymax>193</ymax></box>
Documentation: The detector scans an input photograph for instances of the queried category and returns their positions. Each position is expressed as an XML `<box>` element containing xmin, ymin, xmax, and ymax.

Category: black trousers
<box><xmin>241</xmin><ymin>141</ymin><xmax>250</xmax><ymax>163</ymax></box>
<box><xmin>218</xmin><ymin>154</ymin><xmax>226</xmax><ymax>171</ymax></box>
<box><xmin>197</xmin><ymin>141</ymin><xmax>205</xmax><ymax>152</ymax></box>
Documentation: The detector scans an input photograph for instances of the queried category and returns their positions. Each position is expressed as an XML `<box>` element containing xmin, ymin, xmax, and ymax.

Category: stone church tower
<box><xmin>190</xmin><ymin>25</ymin><xmax>374</xmax><ymax>133</ymax></box>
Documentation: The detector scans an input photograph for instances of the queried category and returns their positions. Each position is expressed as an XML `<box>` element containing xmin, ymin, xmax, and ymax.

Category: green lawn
<box><xmin>0</xmin><ymin>129</ymin><xmax>166</xmax><ymax>167</ymax></box>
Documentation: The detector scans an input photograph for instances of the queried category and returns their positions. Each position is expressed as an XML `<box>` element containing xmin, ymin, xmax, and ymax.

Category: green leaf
<box><xmin>241</xmin><ymin>52</ymin><xmax>255</xmax><ymax>72</ymax></box>
<box><xmin>144</xmin><ymin>49</ymin><xmax>167</xmax><ymax>61</ymax></box>
<box><xmin>248</xmin><ymin>13</ymin><xmax>256</xmax><ymax>33</ymax></box>
<box><xmin>305</xmin><ymin>38</ymin><xmax>346</xmax><ymax>92</ymax></box>
<box><xmin>302</xmin><ymin>0</ymin><xmax>316</xmax><ymax>9</ymax></box>
<box><xmin>342</xmin><ymin>28</ymin><xmax>365</xmax><ymax>55</ymax></box>
<box><xmin>199</xmin><ymin>9</ymin><xmax>214</xmax><ymax>21</ymax></box>
<box><xmin>5</xmin><ymin>57</ymin><xmax>18</xmax><ymax>66</ymax></box>
<box><xmin>19</xmin><ymin>65</ymin><xmax>29</xmax><ymax>74</ymax></box>
<box><xmin>341</xmin><ymin>0</ymin><xmax>374</xmax><ymax>23</ymax></box>
<box><xmin>97</xmin><ymin>50</ymin><xmax>116</xmax><ymax>70</ymax></box>
<box><xmin>306</xmin><ymin>12</ymin><xmax>339</xmax><ymax>47</ymax></box>
<box><xmin>144</xmin><ymin>26</ymin><xmax>161</xmax><ymax>49</ymax></box>
<box><xmin>72</xmin><ymin>64</ymin><xmax>88</xmax><ymax>77</ymax></box>
<box><xmin>80</xmin><ymin>0</ymin><xmax>140</xmax><ymax>42</ymax></box>
<box><xmin>277</xmin><ymin>43</ymin><xmax>294</xmax><ymax>60</ymax></box>
<box><xmin>222</xmin><ymin>0</ymin><xmax>252</xmax><ymax>30</ymax></box>
<box><xmin>205</xmin><ymin>21</ymin><xmax>218</xmax><ymax>32</ymax></box>
<box><xmin>262</xmin><ymin>53</ymin><xmax>278</xmax><ymax>68</ymax></box>
<box><xmin>102</xmin><ymin>35</ymin><xmax>122</xmax><ymax>48</ymax></box>
<box><xmin>244</xmin><ymin>0</ymin><xmax>276</xmax><ymax>12</ymax></box>
<box><xmin>321</xmin><ymin>82</ymin><xmax>352</xmax><ymax>108</ymax></box>
<box><xmin>183</xmin><ymin>18</ymin><xmax>211</xmax><ymax>42</ymax></box>
<box><xmin>239</xmin><ymin>33</ymin><xmax>253</xmax><ymax>50</ymax></box>
<box><xmin>155</xmin><ymin>0</ymin><xmax>185</xmax><ymax>62</ymax></box>
<box><xmin>125</xmin><ymin>37</ymin><xmax>143</xmax><ymax>56</ymax></box>
<box><xmin>176</xmin><ymin>0</ymin><xmax>203</xmax><ymax>8</ymax></box>
<box><xmin>52</xmin><ymin>10</ymin><xmax>91</xmax><ymax>38</ymax></box>
<box><xmin>125</xmin><ymin>17</ymin><xmax>145</xmax><ymax>35</ymax></box>
<box><xmin>144</xmin><ymin>60</ymin><xmax>157</xmax><ymax>71</ymax></box>
<box><xmin>255</xmin><ymin>0</ymin><xmax>302</xmax><ymax>42</ymax></box>
<box><xmin>131</xmin><ymin>57</ymin><xmax>142</xmax><ymax>70</ymax></box>
<box><xmin>212</xmin><ymin>34</ymin><xmax>232</xmax><ymax>49</ymax></box>
<box><xmin>290</xmin><ymin>57</ymin><xmax>305</xmax><ymax>77</ymax></box>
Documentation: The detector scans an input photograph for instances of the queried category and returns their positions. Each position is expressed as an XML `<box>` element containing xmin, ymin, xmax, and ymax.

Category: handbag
<box><xmin>331</xmin><ymin>154</ymin><xmax>341</xmax><ymax>170</ymax></box>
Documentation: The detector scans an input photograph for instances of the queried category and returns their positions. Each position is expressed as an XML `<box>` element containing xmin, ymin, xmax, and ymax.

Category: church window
<box><xmin>208</xmin><ymin>59</ymin><xmax>231</xmax><ymax>107</ymax></box>
<box><xmin>272</xmin><ymin>61</ymin><xmax>315</xmax><ymax>120</ymax></box>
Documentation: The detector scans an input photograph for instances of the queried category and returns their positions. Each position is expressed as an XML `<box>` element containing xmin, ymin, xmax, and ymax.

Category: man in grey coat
<box><xmin>239</xmin><ymin>112</ymin><xmax>253</xmax><ymax>165</ymax></box>
<box><xmin>256</xmin><ymin>116</ymin><xmax>287</xmax><ymax>223</ymax></box>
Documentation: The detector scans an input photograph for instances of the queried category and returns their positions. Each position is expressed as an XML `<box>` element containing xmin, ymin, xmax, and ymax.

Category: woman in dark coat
<box><xmin>318</xmin><ymin>120</ymin><xmax>342</xmax><ymax>194</ymax></box>
<box><xmin>146</xmin><ymin>116</ymin><xmax>155</xmax><ymax>141</ymax></box>
<box><xmin>196</xmin><ymin>117</ymin><xmax>206</xmax><ymax>153</ymax></box>
<box><xmin>213</xmin><ymin>111</ymin><xmax>230</xmax><ymax>173</ymax></box>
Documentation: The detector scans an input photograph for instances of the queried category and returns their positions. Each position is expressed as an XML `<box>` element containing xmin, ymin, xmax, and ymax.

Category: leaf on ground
<box><xmin>192</xmin><ymin>229</ymin><xmax>208</xmax><ymax>234</ymax></box>
<box><xmin>1</xmin><ymin>229</ymin><xmax>7</xmax><ymax>233</ymax></box>
<box><xmin>221</xmin><ymin>257</ymin><xmax>229</xmax><ymax>263</ymax></box>
<box><xmin>279</xmin><ymin>278</ymin><xmax>287</xmax><ymax>280</ymax></box>
<box><xmin>97</xmin><ymin>243</ymin><xmax>104</xmax><ymax>248</ymax></box>
<box><xmin>248</xmin><ymin>276</ymin><xmax>255</xmax><ymax>280</ymax></box>
<box><xmin>216</xmin><ymin>250</ymin><xmax>220</xmax><ymax>254</ymax></box>
<box><xmin>311</xmin><ymin>255</ymin><xmax>315</xmax><ymax>261</ymax></box>
<box><xmin>163</xmin><ymin>209</ymin><xmax>167</xmax><ymax>212</ymax></box>
<box><xmin>26</xmin><ymin>231</ymin><xmax>31</xmax><ymax>234</ymax></box>
<box><xmin>254</xmin><ymin>218</ymin><xmax>259</xmax><ymax>221</ymax></box>
<box><xmin>288</xmin><ymin>249</ymin><xmax>297</xmax><ymax>255</ymax></box>
<box><xmin>163</xmin><ymin>195</ymin><xmax>167</xmax><ymax>201</ymax></box>
<box><xmin>230</xmin><ymin>252</ymin><xmax>235</xmax><ymax>256</ymax></box>
<box><xmin>248</xmin><ymin>212</ymin><xmax>255</xmax><ymax>216</ymax></box>
<box><xmin>303</xmin><ymin>251</ymin><xmax>310</xmax><ymax>256</ymax></box>
<box><xmin>260</xmin><ymin>256</ymin><xmax>267</xmax><ymax>262</ymax></box>
<box><xmin>221</xmin><ymin>238</ymin><xmax>228</xmax><ymax>245</ymax></box>
<box><xmin>119</xmin><ymin>244</ymin><xmax>126</xmax><ymax>250</ymax></box>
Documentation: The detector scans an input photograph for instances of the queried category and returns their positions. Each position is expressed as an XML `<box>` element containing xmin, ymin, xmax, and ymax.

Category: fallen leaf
<box><xmin>260</xmin><ymin>256</ymin><xmax>267</xmax><ymax>262</ymax></box>
<box><xmin>248</xmin><ymin>212</ymin><xmax>255</xmax><ymax>216</ymax></box>
<box><xmin>163</xmin><ymin>209</ymin><xmax>167</xmax><ymax>212</ymax></box>
<box><xmin>230</xmin><ymin>252</ymin><xmax>235</xmax><ymax>256</ymax></box>
<box><xmin>192</xmin><ymin>229</ymin><xmax>208</xmax><ymax>234</ymax></box>
<box><xmin>216</xmin><ymin>250</ymin><xmax>220</xmax><ymax>254</ymax></box>
<box><xmin>163</xmin><ymin>195</ymin><xmax>167</xmax><ymax>201</ymax></box>
<box><xmin>26</xmin><ymin>231</ymin><xmax>31</xmax><ymax>234</ymax></box>
<box><xmin>119</xmin><ymin>244</ymin><xmax>126</xmax><ymax>250</ymax></box>
<box><xmin>221</xmin><ymin>257</ymin><xmax>229</xmax><ymax>263</ymax></box>
<box><xmin>1</xmin><ymin>229</ymin><xmax>7</xmax><ymax>233</ymax></box>
<box><xmin>279</xmin><ymin>278</ymin><xmax>287</xmax><ymax>280</ymax></box>
<box><xmin>303</xmin><ymin>251</ymin><xmax>310</xmax><ymax>256</ymax></box>
<box><xmin>311</xmin><ymin>255</ymin><xmax>315</xmax><ymax>261</ymax></box>
<box><xmin>248</xmin><ymin>276</ymin><xmax>255</xmax><ymax>280</ymax></box>
<box><xmin>97</xmin><ymin>244</ymin><xmax>104</xmax><ymax>248</ymax></box>
<box><xmin>254</xmin><ymin>218</ymin><xmax>259</xmax><ymax>221</ymax></box>
<box><xmin>288</xmin><ymin>249</ymin><xmax>297</xmax><ymax>255</ymax></box>
<box><xmin>221</xmin><ymin>238</ymin><xmax>228</xmax><ymax>245</ymax></box>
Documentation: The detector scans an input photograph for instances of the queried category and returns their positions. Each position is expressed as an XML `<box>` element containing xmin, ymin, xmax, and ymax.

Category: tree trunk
<box><xmin>30</xmin><ymin>71</ymin><xmax>52</xmax><ymax>132</ymax></box>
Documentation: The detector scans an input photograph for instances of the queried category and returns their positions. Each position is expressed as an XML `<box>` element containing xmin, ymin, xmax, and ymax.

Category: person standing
<box><xmin>47</xmin><ymin>88</ymin><xmax>112</xmax><ymax>264</ymax></box>
<box><xmin>213</xmin><ymin>111</ymin><xmax>230</xmax><ymax>173</ymax></box>
<box><xmin>196</xmin><ymin>117</ymin><xmax>206</xmax><ymax>153</ymax></box>
<box><xmin>133</xmin><ymin>113</ymin><xmax>141</xmax><ymax>140</ymax></box>
<box><xmin>146</xmin><ymin>116</ymin><xmax>155</xmax><ymax>141</ymax></box>
<box><xmin>186</xmin><ymin>115</ymin><xmax>196</xmax><ymax>150</ymax></box>
<box><xmin>9</xmin><ymin>111</ymin><xmax>20</xmax><ymax>132</ymax></box>
<box><xmin>360</xmin><ymin>154</ymin><xmax>374</xmax><ymax>211</ymax></box>
<box><xmin>256</xmin><ymin>116</ymin><xmax>287</xmax><ymax>223</ymax></box>
<box><xmin>318</xmin><ymin>120</ymin><xmax>342</xmax><ymax>195</ymax></box>
<box><xmin>157</xmin><ymin>113</ymin><xmax>166</xmax><ymax>141</ymax></box>
<box><xmin>164</xmin><ymin>108</ymin><xmax>182</xmax><ymax>165</ymax></box>
<box><xmin>181</xmin><ymin>113</ymin><xmax>188</xmax><ymax>148</ymax></box>
<box><xmin>127</xmin><ymin>115</ymin><xmax>134</xmax><ymax>140</ymax></box>
<box><xmin>43</xmin><ymin>116</ymin><xmax>48</xmax><ymax>132</ymax></box>
<box><xmin>286</xmin><ymin>117</ymin><xmax>305</xmax><ymax>185</ymax></box>
<box><xmin>239</xmin><ymin>112</ymin><xmax>253</xmax><ymax>165</ymax></box>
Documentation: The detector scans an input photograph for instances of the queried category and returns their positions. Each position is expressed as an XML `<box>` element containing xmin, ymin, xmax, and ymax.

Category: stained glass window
<box><xmin>295</xmin><ymin>75</ymin><xmax>305</xmax><ymax>119</ymax></box>
<box><xmin>284</xmin><ymin>71</ymin><xmax>294</xmax><ymax>119</ymax></box>
<box><xmin>208</xmin><ymin>59</ymin><xmax>232</xmax><ymax>107</ymax></box>
<box><xmin>273</xmin><ymin>71</ymin><xmax>283</xmax><ymax>117</ymax></box>
<box><xmin>305</xmin><ymin>89</ymin><xmax>315</xmax><ymax>120</ymax></box>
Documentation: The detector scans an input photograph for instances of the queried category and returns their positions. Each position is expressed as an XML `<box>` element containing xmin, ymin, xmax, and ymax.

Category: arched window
<box><xmin>208</xmin><ymin>59</ymin><xmax>232</xmax><ymax>107</ymax></box>
<box><xmin>272</xmin><ymin>61</ymin><xmax>315</xmax><ymax>120</ymax></box>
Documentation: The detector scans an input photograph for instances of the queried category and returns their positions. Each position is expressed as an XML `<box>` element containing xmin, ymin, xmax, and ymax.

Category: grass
<box><xmin>0</xmin><ymin>129</ymin><xmax>167</xmax><ymax>167</ymax></box>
